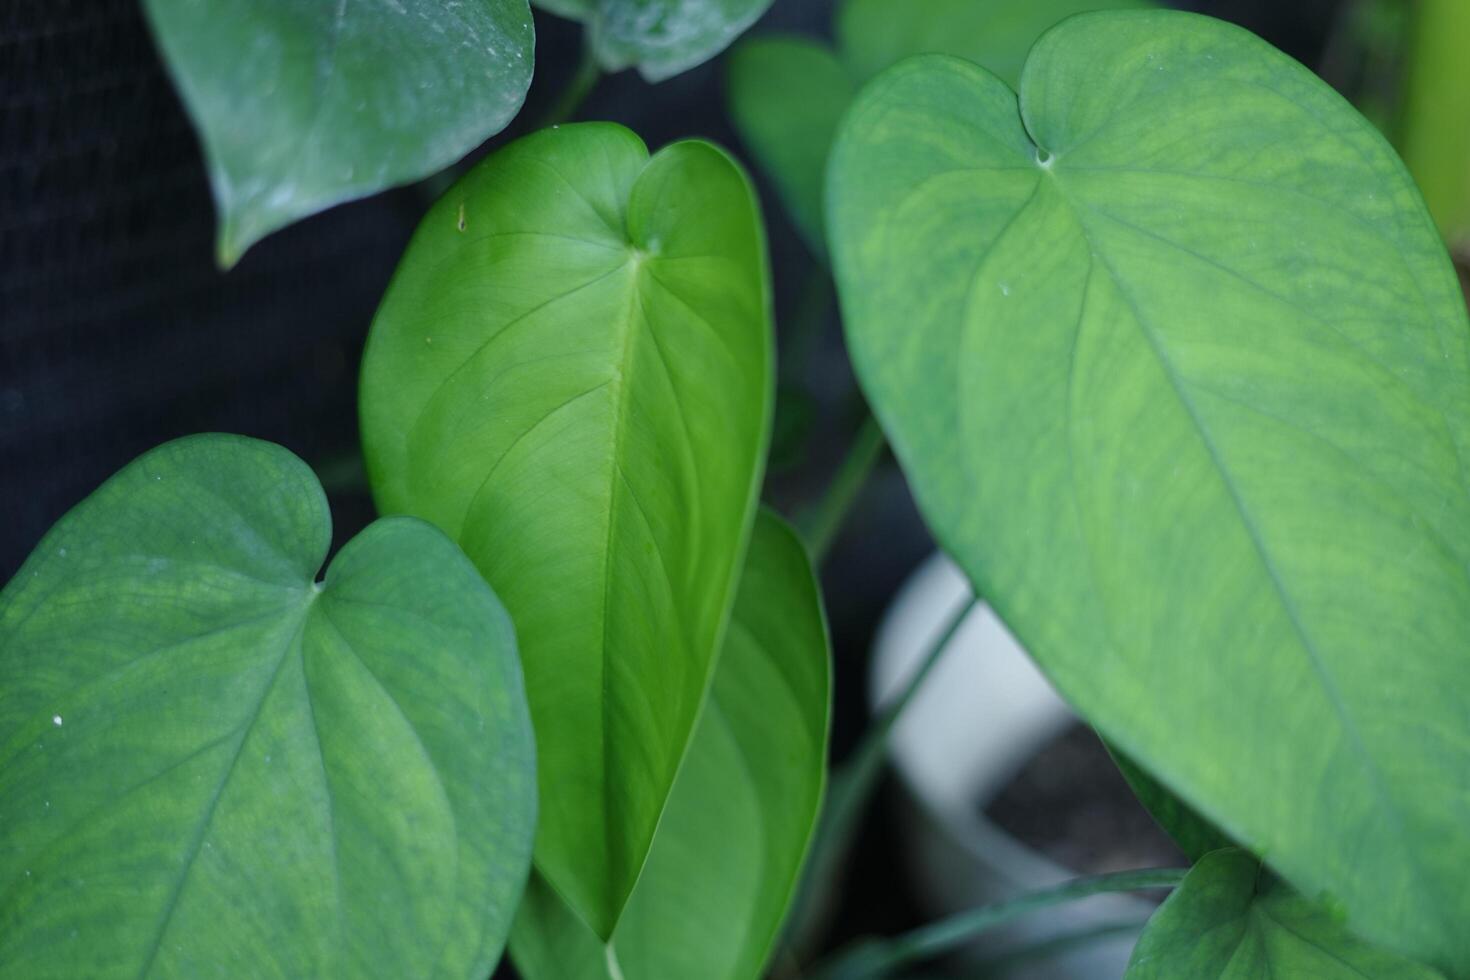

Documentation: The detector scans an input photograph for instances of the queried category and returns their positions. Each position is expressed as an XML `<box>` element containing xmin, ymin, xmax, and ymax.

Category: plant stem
<box><xmin>813</xmin><ymin>869</ymin><xmax>1187</xmax><ymax>980</ymax></box>
<box><xmin>800</xmin><ymin>414</ymin><xmax>886</xmax><ymax>565</ymax></box>
<box><xmin>780</xmin><ymin>594</ymin><xmax>980</xmax><ymax>957</ymax></box>
<box><xmin>1399</xmin><ymin>0</ymin><xmax>1470</xmax><ymax>247</ymax></box>
<box><xmin>536</xmin><ymin>40</ymin><xmax>602</xmax><ymax>131</ymax></box>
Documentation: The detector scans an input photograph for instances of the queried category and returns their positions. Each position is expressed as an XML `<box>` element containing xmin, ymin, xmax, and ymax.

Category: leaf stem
<box><xmin>813</xmin><ymin>868</ymin><xmax>1187</xmax><ymax>980</ymax></box>
<box><xmin>537</xmin><ymin>40</ymin><xmax>602</xmax><ymax>131</ymax></box>
<box><xmin>800</xmin><ymin>414</ymin><xmax>886</xmax><ymax>565</ymax></box>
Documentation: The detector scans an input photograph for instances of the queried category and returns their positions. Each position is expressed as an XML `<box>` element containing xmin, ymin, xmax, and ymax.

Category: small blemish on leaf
<box><xmin>457</xmin><ymin>202</ymin><xmax>467</xmax><ymax>232</ymax></box>
<box><xmin>52</xmin><ymin>715</ymin><xmax>62</xmax><ymax>726</ymax></box>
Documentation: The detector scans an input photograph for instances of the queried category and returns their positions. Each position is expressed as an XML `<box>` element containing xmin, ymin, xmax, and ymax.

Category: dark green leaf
<box><xmin>1128</xmin><ymin>850</ymin><xmax>1445</xmax><ymax>978</ymax></box>
<box><xmin>0</xmin><ymin>435</ymin><xmax>536</xmax><ymax>979</ymax></box>
<box><xmin>828</xmin><ymin>10</ymin><xmax>1470</xmax><ymax>973</ymax></box>
<box><xmin>360</xmin><ymin>122</ymin><xmax>773</xmax><ymax>938</ymax></box>
<box><xmin>509</xmin><ymin>511</ymin><xmax>831</xmax><ymax>980</ymax></box>
<box><xmin>143</xmin><ymin>0</ymin><xmax>535</xmax><ymax>264</ymax></box>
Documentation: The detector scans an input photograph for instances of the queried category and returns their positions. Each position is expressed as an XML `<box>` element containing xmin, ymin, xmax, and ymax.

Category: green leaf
<box><xmin>726</xmin><ymin>0</ymin><xmax>1151</xmax><ymax>257</ymax></box>
<box><xmin>1127</xmin><ymin>850</ymin><xmax>1446</xmax><ymax>979</ymax></box>
<box><xmin>509</xmin><ymin>510</ymin><xmax>832</xmax><ymax>980</ymax></box>
<box><xmin>0</xmin><ymin>435</ymin><xmax>536</xmax><ymax>979</ymax></box>
<box><xmin>537</xmin><ymin>0</ymin><xmax>774</xmax><ymax>82</ymax></box>
<box><xmin>827</xmin><ymin>10</ymin><xmax>1470</xmax><ymax>974</ymax></box>
<box><xmin>142</xmin><ymin>0</ymin><xmax>535</xmax><ymax>265</ymax></box>
<box><xmin>360</xmin><ymin>122</ymin><xmax>773</xmax><ymax>938</ymax></box>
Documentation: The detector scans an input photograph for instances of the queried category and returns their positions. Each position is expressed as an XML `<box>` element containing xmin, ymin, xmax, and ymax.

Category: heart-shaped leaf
<box><xmin>726</xmin><ymin>0</ymin><xmax>1152</xmax><ymax>254</ymax></box>
<box><xmin>828</xmin><ymin>10</ymin><xmax>1470</xmax><ymax>973</ymax></box>
<box><xmin>1127</xmin><ymin>850</ymin><xmax>1445</xmax><ymax>979</ymax></box>
<box><xmin>537</xmin><ymin>0</ymin><xmax>774</xmax><ymax>82</ymax></box>
<box><xmin>360</xmin><ymin>122</ymin><xmax>773</xmax><ymax>938</ymax></box>
<box><xmin>509</xmin><ymin>510</ymin><xmax>831</xmax><ymax>980</ymax></box>
<box><xmin>143</xmin><ymin>0</ymin><xmax>535</xmax><ymax>265</ymax></box>
<box><xmin>0</xmin><ymin>435</ymin><xmax>536</xmax><ymax>979</ymax></box>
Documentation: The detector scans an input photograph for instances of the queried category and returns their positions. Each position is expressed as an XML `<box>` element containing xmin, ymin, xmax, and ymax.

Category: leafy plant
<box><xmin>359</xmin><ymin>121</ymin><xmax>773</xmax><ymax>937</ymax></box>
<box><xmin>0</xmin><ymin>435</ymin><xmax>536</xmax><ymax>977</ymax></box>
<box><xmin>828</xmin><ymin>7</ymin><xmax>1470</xmax><ymax>973</ymax></box>
<box><xmin>7</xmin><ymin>3</ymin><xmax>1470</xmax><ymax>979</ymax></box>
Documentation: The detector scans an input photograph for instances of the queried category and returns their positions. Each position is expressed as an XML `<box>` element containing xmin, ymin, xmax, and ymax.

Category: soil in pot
<box><xmin>984</xmin><ymin>725</ymin><xmax>1186</xmax><ymax>883</ymax></box>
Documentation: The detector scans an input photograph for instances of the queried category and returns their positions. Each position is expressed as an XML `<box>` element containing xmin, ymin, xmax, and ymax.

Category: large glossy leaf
<box><xmin>143</xmin><ymin>0</ymin><xmax>535</xmax><ymax>265</ymax></box>
<box><xmin>509</xmin><ymin>510</ymin><xmax>831</xmax><ymax>980</ymax></box>
<box><xmin>536</xmin><ymin>0</ymin><xmax>774</xmax><ymax>82</ymax></box>
<box><xmin>726</xmin><ymin>0</ymin><xmax>1151</xmax><ymax>254</ymax></box>
<box><xmin>828</xmin><ymin>10</ymin><xmax>1470</xmax><ymax>973</ymax></box>
<box><xmin>1127</xmin><ymin>850</ymin><xmax>1445</xmax><ymax>979</ymax></box>
<box><xmin>360</xmin><ymin>122</ymin><xmax>773</xmax><ymax>938</ymax></box>
<box><xmin>0</xmin><ymin>435</ymin><xmax>536</xmax><ymax>979</ymax></box>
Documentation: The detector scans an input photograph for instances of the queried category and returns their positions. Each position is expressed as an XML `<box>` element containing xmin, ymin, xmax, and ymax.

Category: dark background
<box><xmin>1</xmin><ymin>0</ymin><xmax>1350</xmax><ymax>967</ymax></box>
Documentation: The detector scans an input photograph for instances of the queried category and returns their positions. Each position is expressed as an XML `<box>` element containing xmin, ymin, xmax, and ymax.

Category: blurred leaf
<box><xmin>537</xmin><ymin>0</ymin><xmax>775</xmax><ymax>82</ymax></box>
<box><xmin>143</xmin><ymin>0</ymin><xmax>534</xmax><ymax>264</ymax></box>
<box><xmin>0</xmin><ymin>435</ymin><xmax>536</xmax><ymax>978</ymax></box>
<box><xmin>360</xmin><ymin>122</ymin><xmax>773</xmax><ymax>938</ymax></box>
<box><xmin>726</xmin><ymin>0</ymin><xmax>1151</xmax><ymax>257</ymax></box>
<box><xmin>727</xmin><ymin>37</ymin><xmax>853</xmax><ymax>255</ymax></box>
<box><xmin>511</xmin><ymin>511</ymin><xmax>831</xmax><ymax>980</ymax></box>
<box><xmin>829</xmin><ymin>10</ymin><xmax>1470</xmax><ymax>974</ymax></box>
<box><xmin>1128</xmin><ymin>850</ymin><xmax>1444</xmax><ymax>978</ymax></box>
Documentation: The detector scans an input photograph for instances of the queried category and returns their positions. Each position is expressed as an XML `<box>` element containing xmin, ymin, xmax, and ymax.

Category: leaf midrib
<box><xmin>134</xmin><ymin>594</ymin><xmax>315</xmax><ymax>979</ymax></box>
<box><xmin>1040</xmin><ymin>166</ymin><xmax>1450</xmax><ymax>936</ymax></box>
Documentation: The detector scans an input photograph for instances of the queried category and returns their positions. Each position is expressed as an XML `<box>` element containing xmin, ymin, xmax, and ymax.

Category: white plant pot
<box><xmin>870</xmin><ymin>553</ymin><xmax>1155</xmax><ymax>979</ymax></box>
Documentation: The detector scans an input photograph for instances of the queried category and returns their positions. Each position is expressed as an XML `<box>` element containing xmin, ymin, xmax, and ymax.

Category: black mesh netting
<box><xmin>1</xmin><ymin>0</ymin><xmax>421</xmax><ymax>575</ymax></box>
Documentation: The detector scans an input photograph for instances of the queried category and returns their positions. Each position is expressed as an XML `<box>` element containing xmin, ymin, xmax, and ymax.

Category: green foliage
<box><xmin>536</xmin><ymin>0</ymin><xmax>775</xmax><ymax>81</ymax></box>
<box><xmin>142</xmin><ymin>0</ymin><xmax>534</xmax><ymax>265</ymax></box>
<box><xmin>727</xmin><ymin>0</ymin><xmax>1152</xmax><ymax>253</ymax></box>
<box><xmin>0</xmin><ymin>435</ymin><xmax>536</xmax><ymax>979</ymax></box>
<box><xmin>1128</xmin><ymin>850</ymin><xmax>1445</xmax><ymax>978</ymax></box>
<box><xmin>828</xmin><ymin>9</ymin><xmax>1470</xmax><ymax>973</ymax></box>
<box><xmin>510</xmin><ymin>511</ymin><xmax>831</xmax><ymax>980</ymax></box>
<box><xmin>360</xmin><ymin>122</ymin><xmax>773</xmax><ymax>938</ymax></box>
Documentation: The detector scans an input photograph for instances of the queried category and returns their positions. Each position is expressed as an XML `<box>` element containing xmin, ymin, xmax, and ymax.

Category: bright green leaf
<box><xmin>0</xmin><ymin>435</ymin><xmax>536</xmax><ymax>979</ymax></box>
<box><xmin>1127</xmin><ymin>850</ymin><xmax>1445</xmax><ymax>979</ymax></box>
<box><xmin>360</xmin><ymin>122</ymin><xmax>773</xmax><ymax>938</ymax></box>
<box><xmin>537</xmin><ymin>0</ymin><xmax>774</xmax><ymax>82</ymax></box>
<box><xmin>828</xmin><ymin>10</ymin><xmax>1470</xmax><ymax>973</ymax></box>
<box><xmin>142</xmin><ymin>0</ymin><xmax>535</xmax><ymax>265</ymax></box>
<box><xmin>509</xmin><ymin>510</ymin><xmax>832</xmax><ymax>980</ymax></box>
<box><xmin>726</xmin><ymin>0</ymin><xmax>1151</xmax><ymax>257</ymax></box>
